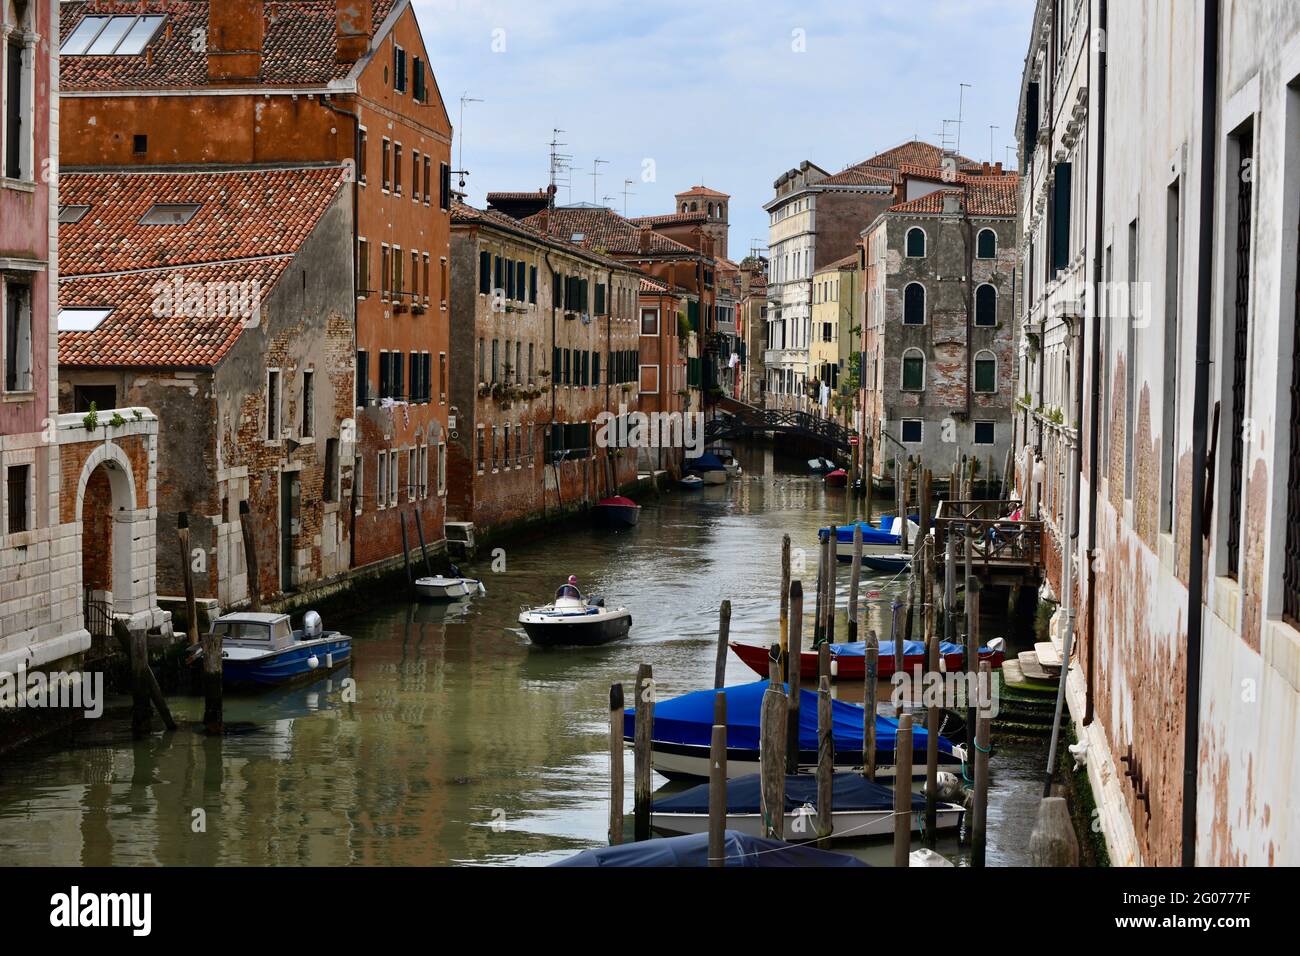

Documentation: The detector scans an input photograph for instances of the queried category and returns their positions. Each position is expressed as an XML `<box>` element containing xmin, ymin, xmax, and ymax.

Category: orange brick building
<box><xmin>57</xmin><ymin>0</ymin><xmax>454</xmax><ymax>594</ymax></box>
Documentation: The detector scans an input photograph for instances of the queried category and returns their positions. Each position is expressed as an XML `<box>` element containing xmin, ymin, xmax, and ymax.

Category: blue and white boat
<box><xmin>651</xmin><ymin>772</ymin><xmax>964</xmax><ymax>841</ymax></box>
<box><xmin>194</xmin><ymin>611</ymin><xmax>352</xmax><ymax>687</ymax></box>
<box><xmin>819</xmin><ymin>516</ymin><xmax>923</xmax><ymax>560</ymax></box>
<box><xmin>686</xmin><ymin>451</ymin><xmax>728</xmax><ymax>484</ymax></box>
<box><xmin>551</xmin><ymin>829</ymin><xmax>867</xmax><ymax>868</ymax></box>
<box><xmin>624</xmin><ymin>680</ymin><xmax>964</xmax><ymax>781</ymax></box>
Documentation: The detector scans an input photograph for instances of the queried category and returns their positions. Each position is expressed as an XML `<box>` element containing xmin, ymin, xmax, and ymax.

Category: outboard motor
<box><xmin>303</xmin><ymin>610</ymin><xmax>323</xmax><ymax>638</ymax></box>
<box><xmin>587</xmin><ymin>596</ymin><xmax>606</xmax><ymax>608</ymax></box>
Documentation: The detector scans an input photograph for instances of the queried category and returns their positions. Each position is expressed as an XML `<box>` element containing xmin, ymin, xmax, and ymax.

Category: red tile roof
<box><xmin>59</xmin><ymin>165</ymin><xmax>348</xmax><ymax>369</ymax></box>
<box><xmin>485</xmin><ymin>190</ymin><xmax>550</xmax><ymax>203</ymax></box>
<box><xmin>628</xmin><ymin>211</ymin><xmax>708</xmax><ymax>228</ymax></box>
<box><xmin>59</xmin><ymin>1</ymin><xmax>398</xmax><ymax>91</ymax></box>
<box><xmin>639</xmin><ymin>276</ymin><xmax>671</xmax><ymax>294</ymax></box>
<box><xmin>859</xmin><ymin>140</ymin><xmax>974</xmax><ymax>172</ymax></box>
<box><xmin>451</xmin><ymin>200</ymin><xmax>630</xmax><ymax>272</ymax></box>
<box><xmin>887</xmin><ymin>176</ymin><xmax>1020</xmax><ymax>217</ymax></box>
<box><xmin>675</xmin><ymin>185</ymin><xmax>729</xmax><ymax>199</ymax></box>
<box><xmin>819</xmin><ymin>165</ymin><xmax>897</xmax><ymax>188</ymax></box>
<box><xmin>521</xmin><ymin>206</ymin><xmax>699</xmax><ymax>258</ymax></box>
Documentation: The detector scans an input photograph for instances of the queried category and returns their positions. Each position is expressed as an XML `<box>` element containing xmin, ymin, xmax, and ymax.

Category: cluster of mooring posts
<box><xmin>608</xmin><ymin>462</ymin><xmax>1079</xmax><ymax>866</ymax></box>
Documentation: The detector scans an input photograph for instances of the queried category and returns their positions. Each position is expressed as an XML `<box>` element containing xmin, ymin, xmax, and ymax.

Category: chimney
<box><xmin>536</xmin><ymin>208</ymin><xmax>550</xmax><ymax>236</ymax></box>
<box><xmin>208</xmin><ymin>0</ymin><xmax>265</xmax><ymax>82</ymax></box>
<box><xmin>639</xmin><ymin>226</ymin><xmax>652</xmax><ymax>254</ymax></box>
<box><xmin>994</xmin><ymin>161</ymin><xmax>1003</xmax><ymax>175</ymax></box>
<box><xmin>941</xmin><ymin>188</ymin><xmax>962</xmax><ymax>215</ymax></box>
<box><xmin>335</xmin><ymin>0</ymin><xmax>373</xmax><ymax>64</ymax></box>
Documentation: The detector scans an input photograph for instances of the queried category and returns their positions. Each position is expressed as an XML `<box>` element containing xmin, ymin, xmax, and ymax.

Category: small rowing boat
<box><xmin>550</xmin><ymin>830</ymin><xmax>867</xmax><ymax>867</ymax></box>
<box><xmin>651</xmin><ymin>772</ymin><xmax>964</xmax><ymax>841</ymax></box>
<box><xmin>860</xmin><ymin>552</ymin><xmax>911</xmax><ymax>574</ymax></box>
<box><xmin>592</xmin><ymin>495</ymin><xmax>641</xmax><ymax>528</ymax></box>
<box><xmin>730</xmin><ymin>638</ymin><xmax>1006</xmax><ymax>682</ymax></box>
<box><xmin>413</xmin><ymin>575</ymin><xmax>485</xmax><ymax>601</ymax></box>
<box><xmin>824</xmin><ymin>468</ymin><xmax>848</xmax><ymax>488</ymax></box>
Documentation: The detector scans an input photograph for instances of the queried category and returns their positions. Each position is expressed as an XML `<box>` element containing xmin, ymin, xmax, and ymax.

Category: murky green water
<box><xmin>0</xmin><ymin>444</ymin><xmax>1047</xmax><ymax>866</ymax></box>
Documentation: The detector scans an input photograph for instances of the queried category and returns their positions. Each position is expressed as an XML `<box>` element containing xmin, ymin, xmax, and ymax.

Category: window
<box><xmin>418</xmin><ymin>445</ymin><xmax>428</xmax><ymax>498</ymax></box>
<box><xmin>61</xmin><ymin>15</ymin><xmax>165</xmax><ymax>56</ymax></box>
<box><xmin>59</xmin><ymin>205</ymin><xmax>91</xmax><ymax>225</ymax></box>
<box><xmin>354</xmin><ymin>457</ymin><xmax>363</xmax><ymax>515</ymax></box>
<box><xmin>413</xmin><ymin>57</ymin><xmax>427</xmax><ymax>102</ymax></box>
<box><xmin>1225</xmin><ymin>125</ymin><xmax>1254</xmax><ymax>576</ymax></box>
<box><xmin>388</xmin><ymin>452</ymin><xmax>398</xmax><ymax>506</ymax></box>
<box><xmin>392</xmin><ymin>245</ymin><xmax>403</xmax><ymax>299</ymax></box>
<box><xmin>394</xmin><ymin>143</ymin><xmax>402</xmax><ymax>196</ymax></box>
<box><xmin>324</xmin><ymin>439</ymin><xmax>340</xmax><ymax>502</ymax></box>
<box><xmin>901</xmin><ymin>420</ymin><xmax>923</xmax><ymax>444</ymax></box>
<box><xmin>357</xmin><ymin>238</ymin><xmax>369</xmax><ymax>297</ymax></box>
<box><xmin>479</xmin><ymin>251</ymin><xmax>492</xmax><ymax>294</ymax></box>
<box><xmin>906</xmin><ymin>228</ymin><xmax>926</xmax><ymax>258</ymax></box>
<box><xmin>1051</xmin><ymin>162</ymin><xmax>1073</xmax><ymax>273</ymax></box>
<box><xmin>903</xmin><ymin>283</ymin><xmax>925</xmax><ymax>325</ymax></box>
<box><xmin>516</xmin><ymin>262</ymin><xmax>526</xmax><ymax>303</ymax></box>
<box><xmin>407</xmin><ymin>448</ymin><xmax>416</xmax><ymax>500</ymax></box>
<box><xmin>411</xmin><ymin>250</ymin><xmax>419</xmax><ymax>300</ymax></box>
<box><xmin>424</xmin><ymin>156</ymin><xmax>432</xmax><ymax>205</ymax></box>
<box><xmin>73</xmin><ymin>385</ymin><xmax>115</xmax><ymax>412</ymax></box>
<box><xmin>5</xmin><ymin>464</ymin><xmax>30</xmax><ymax>534</ymax></box>
<box><xmin>440</xmin><ymin>162</ymin><xmax>451</xmax><ymax>211</ymax></box>
<box><xmin>140</xmin><ymin>203</ymin><xmax>201</xmax><ymax>225</ymax></box>
<box><xmin>437</xmin><ymin>443</ymin><xmax>447</xmax><ymax>495</ymax></box>
<box><xmin>4</xmin><ymin>281</ymin><xmax>33</xmax><ymax>392</ymax></box>
<box><xmin>439</xmin><ymin>352</ymin><xmax>447</xmax><ymax>403</ymax></box>
<box><xmin>380</xmin><ymin>244</ymin><xmax>390</xmax><ymax>300</ymax></box>
<box><xmin>356</xmin><ymin>350</ymin><xmax>369</xmax><ymax>406</ymax></box>
<box><xmin>476</xmin><ymin>427</ymin><xmax>485</xmax><ymax>472</ymax></box>
<box><xmin>977</xmin><ymin>229</ymin><xmax>997</xmax><ymax>259</ymax></box>
<box><xmin>974</xmin><ymin>421</ymin><xmax>996</xmax><ymax>445</ymax></box>
<box><xmin>393</xmin><ymin>45</ymin><xmax>408</xmax><ymax>93</ymax></box>
<box><xmin>377</xmin><ymin>450</ymin><xmax>389</xmax><ymax>507</ymax></box>
<box><xmin>974</xmin><ymin>284</ymin><xmax>997</xmax><ymax>327</ymax></box>
<box><xmin>974</xmin><ymin>350</ymin><xmax>997</xmax><ymax>393</ymax></box>
<box><xmin>411</xmin><ymin>150</ymin><xmax>421</xmax><ymax>202</ymax></box>
<box><xmin>133</xmin><ymin>134</ymin><xmax>147</xmax><ymax>156</ymax></box>
<box><xmin>641</xmin><ymin>307</ymin><xmax>659</xmax><ymax>336</ymax></box>
<box><xmin>382</xmin><ymin>138</ymin><xmax>391</xmax><ymax>191</ymax></box>
<box><xmin>492</xmin><ymin>339</ymin><xmax>499</xmax><ymax>383</ymax></box>
<box><xmin>301</xmin><ymin>370</ymin><xmax>314</xmax><ymax>437</ymax></box>
<box><xmin>357</xmin><ymin>127</ymin><xmax>368</xmax><ymax>185</ymax></box>
<box><xmin>526</xmin><ymin>344</ymin><xmax>534</xmax><ymax>384</ymax></box>
<box><xmin>529</xmin><ymin>265</ymin><xmax>538</xmax><ymax>304</ymax></box>
<box><xmin>266</xmin><ymin>370</ymin><xmax>281</xmax><ymax>441</ymax></box>
<box><xmin>901</xmin><ymin>349</ymin><xmax>925</xmax><ymax>391</ymax></box>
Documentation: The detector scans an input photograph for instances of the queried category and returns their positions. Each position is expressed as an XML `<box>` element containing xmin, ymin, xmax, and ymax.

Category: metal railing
<box><xmin>932</xmin><ymin>500</ymin><xmax>1044</xmax><ymax>571</ymax></box>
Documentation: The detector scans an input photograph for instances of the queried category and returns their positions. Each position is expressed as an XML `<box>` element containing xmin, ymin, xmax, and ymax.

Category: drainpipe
<box><xmin>1085</xmin><ymin>0</ymin><xmax>1109</xmax><ymax>726</ymax></box>
<box><xmin>1183</xmin><ymin>0</ymin><xmax>1221</xmax><ymax>869</ymax></box>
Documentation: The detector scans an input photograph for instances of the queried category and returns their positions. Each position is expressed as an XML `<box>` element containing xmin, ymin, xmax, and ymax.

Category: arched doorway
<box><xmin>75</xmin><ymin>446</ymin><xmax>139</xmax><ymax>640</ymax></box>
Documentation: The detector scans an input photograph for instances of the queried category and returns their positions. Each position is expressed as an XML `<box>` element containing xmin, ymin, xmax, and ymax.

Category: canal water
<box><xmin>0</xmin><ymin>443</ymin><xmax>1047</xmax><ymax>866</ymax></box>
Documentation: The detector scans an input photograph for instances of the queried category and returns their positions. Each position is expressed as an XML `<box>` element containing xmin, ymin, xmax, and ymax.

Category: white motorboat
<box><xmin>519</xmin><ymin>585</ymin><xmax>632</xmax><ymax>646</ymax></box>
<box><xmin>413</xmin><ymin>574</ymin><xmax>485</xmax><ymax>601</ymax></box>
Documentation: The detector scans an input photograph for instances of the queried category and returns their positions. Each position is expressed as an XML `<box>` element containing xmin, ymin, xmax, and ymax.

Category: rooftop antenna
<box><xmin>456</xmin><ymin>93</ymin><xmax>483</xmax><ymax>190</ymax></box>
<box><xmin>955</xmin><ymin>82</ymin><xmax>971</xmax><ymax>154</ymax></box>
<box><xmin>1005</xmin><ymin>145</ymin><xmax>1017</xmax><ymax>169</ymax></box>
<box><xmin>621</xmin><ymin>179</ymin><xmax>635</xmax><ymax>216</ymax></box>
<box><xmin>548</xmin><ymin>128</ymin><xmax>572</xmax><ymax>212</ymax></box>
<box><xmin>589</xmin><ymin>157</ymin><xmax>608</xmax><ymax>205</ymax></box>
<box><xmin>988</xmin><ymin>124</ymin><xmax>999</xmax><ymax>164</ymax></box>
<box><xmin>601</xmin><ymin>194</ymin><xmax>617</xmax><ymax>209</ymax></box>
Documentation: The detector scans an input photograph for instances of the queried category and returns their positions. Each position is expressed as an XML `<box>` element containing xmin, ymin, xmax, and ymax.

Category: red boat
<box><xmin>824</xmin><ymin>468</ymin><xmax>848</xmax><ymax>488</ymax></box>
<box><xmin>729</xmin><ymin>640</ymin><xmax>1005</xmax><ymax>682</ymax></box>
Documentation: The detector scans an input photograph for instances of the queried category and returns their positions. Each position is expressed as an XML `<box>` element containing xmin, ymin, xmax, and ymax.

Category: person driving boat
<box><xmin>555</xmin><ymin>574</ymin><xmax>582</xmax><ymax>601</ymax></box>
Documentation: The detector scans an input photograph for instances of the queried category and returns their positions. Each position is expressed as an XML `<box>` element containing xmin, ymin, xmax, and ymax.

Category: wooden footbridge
<box><xmin>706</xmin><ymin>397</ymin><xmax>853</xmax><ymax>454</ymax></box>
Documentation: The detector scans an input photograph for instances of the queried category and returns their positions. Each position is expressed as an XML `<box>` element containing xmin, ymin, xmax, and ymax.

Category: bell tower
<box><xmin>674</xmin><ymin>186</ymin><xmax>730</xmax><ymax>260</ymax></box>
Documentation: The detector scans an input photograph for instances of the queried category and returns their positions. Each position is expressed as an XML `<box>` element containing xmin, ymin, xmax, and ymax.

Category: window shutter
<box><xmin>479</xmin><ymin>251</ymin><xmax>491</xmax><ymax>293</ymax></box>
<box><xmin>1051</xmin><ymin>162</ymin><xmax>1072</xmax><ymax>273</ymax></box>
<box><xmin>529</xmin><ymin>265</ymin><xmax>538</xmax><ymax>303</ymax></box>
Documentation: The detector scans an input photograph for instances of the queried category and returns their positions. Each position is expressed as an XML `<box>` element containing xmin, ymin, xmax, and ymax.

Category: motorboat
<box><xmin>625</xmin><ymin>680</ymin><xmax>964</xmax><ymax>781</ymax></box>
<box><xmin>686</xmin><ymin>452</ymin><xmax>728</xmax><ymax>484</ymax></box>
<box><xmin>824</xmin><ymin>468</ymin><xmax>848</xmax><ymax>488</ymax></box>
<box><xmin>819</xmin><ymin>517</ymin><xmax>923</xmax><ymax>560</ymax></box>
<box><xmin>413</xmin><ymin>574</ymin><xmax>486</xmax><ymax>601</ymax></box>
<box><xmin>519</xmin><ymin>584</ymin><xmax>632</xmax><ymax>646</ymax></box>
<box><xmin>730</xmin><ymin>638</ymin><xmax>1007</xmax><ymax>682</ymax></box>
<box><xmin>860</xmin><ymin>552</ymin><xmax>911</xmax><ymax>574</ymax></box>
<box><xmin>651</xmin><ymin>772</ymin><xmax>964</xmax><ymax>842</ymax></box>
<box><xmin>550</xmin><ymin>830</ymin><xmax>866</xmax><ymax>868</ymax></box>
<box><xmin>678</xmin><ymin>474</ymin><xmax>705</xmax><ymax>491</ymax></box>
<box><xmin>808</xmin><ymin>457</ymin><xmax>837</xmax><ymax>474</ymax></box>
<box><xmin>192</xmin><ymin>611</ymin><xmax>352</xmax><ymax>687</ymax></box>
<box><xmin>593</xmin><ymin>495</ymin><xmax>641</xmax><ymax>528</ymax></box>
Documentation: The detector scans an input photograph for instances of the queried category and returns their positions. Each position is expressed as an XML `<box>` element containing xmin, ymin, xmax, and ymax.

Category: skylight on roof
<box><xmin>58</xmin><ymin>308</ymin><xmax>113</xmax><ymax>332</ymax></box>
<box><xmin>140</xmin><ymin>203</ymin><xmax>202</xmax><ymax>226</ymax></box>
<box><xmin>59</xmin><ymin>205</ymin><xmax>91</xmax><ymax>224</ymax></box>
<box><xmin>571</xmin><ymin>233</ymin><xmax>585</xmax><ymax>242</ymax></box>
<box><xmin>61</xmin><ymin>15</ymin><xmax>165</xmax><ymax>57</ymax></box>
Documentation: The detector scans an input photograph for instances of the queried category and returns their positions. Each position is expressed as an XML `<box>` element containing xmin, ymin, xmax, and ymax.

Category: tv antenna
<box><xmin>988</xmin><ymin>125</ymin><xmax>999</xmax><ymax>163</ymax></box>
<box><xmin>456</xmin><ymin>93</ymin><xmax>483</xmax><ymax>190</ymax></box>
<box><xmin>955</xmin><ymin>82</ymin><xmax>971</xmax><ymax>154</ymax></box>
<box><xmin>549</xmin><ymin>129</ymin><xmax>572</xmax><ymax>209</ymax></box>
<box><xmin>589</xmin><ymin>157</ymin><xmax>608</xmax><ymax>205</ymax></box>
<box><xmin>621</xmin><ymin>179</ymin><xmax>636</xmax><ymax>216</ymax></box>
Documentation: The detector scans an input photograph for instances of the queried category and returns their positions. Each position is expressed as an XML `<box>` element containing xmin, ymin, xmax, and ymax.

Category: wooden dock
<box><xmin>928</xmin><ymin>499</ymin><xmax>1044</xmax><ymax>590</ymax></box>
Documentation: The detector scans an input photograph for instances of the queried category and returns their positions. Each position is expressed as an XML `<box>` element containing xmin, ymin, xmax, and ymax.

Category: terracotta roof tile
<box><xmin>451</xmin><ymin>200</ymin><xmax>631</xmax><ymax>272</ymax></box>
<box><xmin>886</xmin><ymin>176</ymin><xmax>1020</xmax><ymax>217</ymax></box>
<box><xmin>59</xmin><ymin>1</ymin><xmax>397</xmax><ymax>91</ymax></box>
<box><xmin>59</xmin><ymin>165</ymin><xmax>347</xmax><ymax>368</ymax></box>
<box><xmin>628</xmin><ymin>211</ymin><xmax>708</xmax><ymax>227</ymax></box>
<box><xmin>675</xmin><ymin>185</ymin><xmax>729</xmax><ymax>198</ymax></box>
<box><xmin>521</xmin><ymin>206</ymin><xmax>699</xmax><ymax>258</ymax></box>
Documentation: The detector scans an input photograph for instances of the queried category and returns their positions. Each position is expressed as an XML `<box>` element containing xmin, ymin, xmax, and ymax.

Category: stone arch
<box><xmin>75</xmin><ymin>442</ymin><xmax>144</xmax><ymax>622</ymax></box>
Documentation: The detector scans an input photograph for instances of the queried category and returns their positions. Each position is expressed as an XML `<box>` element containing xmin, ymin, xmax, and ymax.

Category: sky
<box><xmin>414</xmin><ymin>0</ymin><xmax>1035</xmax><ymax>261</ymax></box>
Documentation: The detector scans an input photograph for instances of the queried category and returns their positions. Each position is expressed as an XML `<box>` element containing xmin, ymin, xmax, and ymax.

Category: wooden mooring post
<box><xmin>893</xmin><ymin>713</ymin><xmax>913</xmax><ymax>866</ymax></box>
<box><xmin>786</xmin><ymin>580</ymin><xmax>803</xmax><ymax>774</ymax></box>
<box><xmin>863</xmin><ymin>630</ymin><xmax>878</xmax><ymax>781</ymax></box>
<box><xmin>113</xmin><ymin>620</ymin><xmax>176</xmax><ymax>736</ymax></box>
<box><xmin>714</xmin><ymin>599</ymin><xmax>731</xmax><ymax>690</ymax></box>
<box><xmin>177</xmin><ymin>512</ymin><xmax>199</xmax><ymax>646</ymax></box>
<box><xmin>813</xmin><ymin>527</ymin><xmax>826</xmax><ymax>645</ymax></box>
<box><xmin>924</xmin><ymin>572</ymin><xmax>940</xmax><ymax>849</ymax></box>
<box><xmin>399</xmin><ymin>511</ymin><xmax>413</xmax><ymax>585</ymax></box>
<box><xmin>760</xmin><ymin>650</ymin><xmax>787</xmax><ymax>841</ymax></box>
<box><xmin>847</xmin><ymin>524</ymin><xmax>862</xmax><ymax>643</ymax></box>
<box><xmin>816</xmin><ymin>673</ymin><xmax>833</xmax><ymax>849</ymax></box>
<box><xmin>633</xmin><ymin>663</ymin><xmax>654</xmax><ymax>841</ymax></box>
<box><xmin>891</xmin><ymin>598</ymin><xmax>904</xmax><ymax>715</ymax></box>
<box><xmin>779</xmin><ymin>534</ymin><xmax>791</xmax><ymax>680</ymax></box>
<box><xmin>824</xmin><ymin>523</ymin><xmax>836</xmax><ymax>645</ymax></box>
<box><xmin>238</xmin><ymin>500</ymin><xmax>260</xmax><ymax>612</ymax></box>
<box><xmin>413</xmin><ymin>509</ymin><xmax>435</xmax><ymax>577</ymax></box>
<box><xmin>608</xmin><ymin>683</ymin><xmax>624</xmax><ymax>845</ymax></box>
<box><xmin>709</xmin><ymin>690</ymin><xmax>728</xmax><ymax>864</ymax></box>
<box><xmin>966</xmin><ymin>576</ymin><xmax>982</xmax><ymax>750</ymax></box>
<box><xmin>971</xmin><ymin>661</ymin><xmax>992</xmax><ymax>866</ymax></box>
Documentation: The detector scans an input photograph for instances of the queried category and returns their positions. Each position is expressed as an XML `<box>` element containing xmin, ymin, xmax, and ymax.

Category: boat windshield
<box><xmin>555</xmin><ymin>585</ymin><xmax>583</xmax><ymax>601</ymax></box>
<box><xmin>212</xmin><ymin>622</ymin><xmax>271</xmax><ymax>641</ymax></box>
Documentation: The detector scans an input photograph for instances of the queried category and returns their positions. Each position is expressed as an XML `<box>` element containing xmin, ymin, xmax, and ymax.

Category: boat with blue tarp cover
<box><xmin>686</xmin><ymin>451</ymin><xmax>728</xmax><ymax>484</ymax></box>
<box><xmin>818</xmin><ymin>518</ymin><xmax>922</xmax><ymax>559</ymax></box>
<box><xmin>624</xmin><ymin>679</ymin><xmax>965</xmax><ymax>780</ymax></box>
<box><xmin>651</xmin><ymin>772</ymin><xmax>964</xmax><ymax>840</ymax></box>
<box><xmin>731</xmin><ymin>638</ymin><xmax>1006</xmax><ymax>681</ymax></box>
<box><xmin>550</xmin><ymin>829</ymin><xmax>868</xmax><ymax>867</ymax></box>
